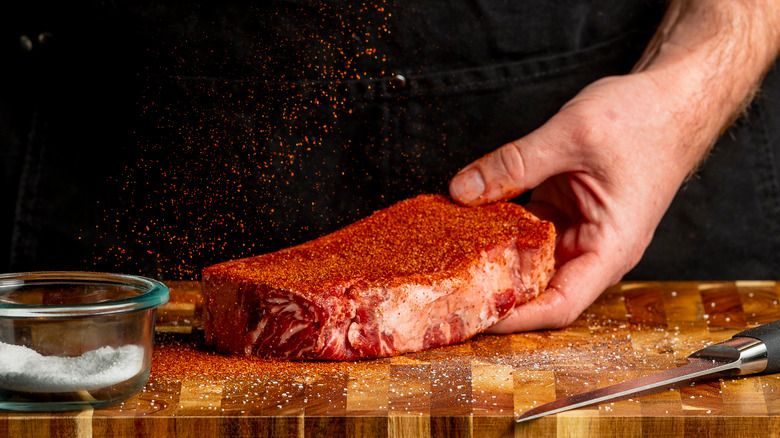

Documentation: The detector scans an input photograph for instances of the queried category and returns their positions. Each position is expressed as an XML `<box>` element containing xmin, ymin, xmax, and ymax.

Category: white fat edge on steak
<box><xmin>313</xmin><ymin>291</ymin><xmax>360</xmax><ymax>358</ymax></box>
<box><xmin>362</xmin><ymin>246</ymin><xmax>522</xmax><ymax>355</ymax></box>
<box><xmin>475</xmin><ymin>247</ymin><xmax>525</xmax><ymax>322</ymax></box>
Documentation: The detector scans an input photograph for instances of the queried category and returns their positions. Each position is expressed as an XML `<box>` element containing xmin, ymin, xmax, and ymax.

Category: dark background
<box><xmin>1</xmin><ymin>1</ymin><xmax>777</xmax><ymax>280</ymax></box>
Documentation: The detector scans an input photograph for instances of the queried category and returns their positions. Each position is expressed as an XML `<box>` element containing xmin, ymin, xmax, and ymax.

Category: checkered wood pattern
<box><xmin>3</xmin><ymin>281</ymin><xmax>780</xmax><ymax>437</ymax></box>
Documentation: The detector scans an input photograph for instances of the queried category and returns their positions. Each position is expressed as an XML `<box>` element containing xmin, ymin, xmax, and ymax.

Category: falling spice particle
<box><xmin>92</xmin><ymin>2</ymin><xmax>394</xmax><ymax>279</ymax></box>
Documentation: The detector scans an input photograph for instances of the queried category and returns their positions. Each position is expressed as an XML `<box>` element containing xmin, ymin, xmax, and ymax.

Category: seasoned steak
<box><xmin>201</xmin><ymin>194</ymin><xmax>555</xmax><ymax>360</ymax></box>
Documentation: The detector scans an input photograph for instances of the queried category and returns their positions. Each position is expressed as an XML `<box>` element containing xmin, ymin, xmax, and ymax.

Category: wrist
<box><xmin>633</xmin><ymin>1</ymin><xmax>780</xmax><ymax>173</ymax></box>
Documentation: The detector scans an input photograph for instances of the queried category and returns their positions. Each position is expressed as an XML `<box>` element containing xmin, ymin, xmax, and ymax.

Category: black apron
<box><xmin>2</xmin><ymin>1</ymin><xmax>777</xmax><ymax>281</ymax></box>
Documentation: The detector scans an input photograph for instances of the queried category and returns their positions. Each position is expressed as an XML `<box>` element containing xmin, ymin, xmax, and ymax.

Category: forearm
<box><xmin>633</xmin><ymin>0</ymin><xmax>780</xmax><ymax>170</ymax></box>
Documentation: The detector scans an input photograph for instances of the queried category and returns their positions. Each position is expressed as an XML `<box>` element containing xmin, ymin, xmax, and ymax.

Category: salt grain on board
<box><xmin>0</xmin><ymin>341</ymin><xmax>144</xmax><ymax>393</ymax></box>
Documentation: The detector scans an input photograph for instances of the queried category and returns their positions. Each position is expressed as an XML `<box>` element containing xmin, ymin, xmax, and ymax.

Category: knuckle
<box><xmin>544</xmin><ymin>285</ymin><xmax>583</xmax><ymax>329</ymax></box>
<box><xmin>549</xmin><ymin>309</ymin><xmax>581</xmax><ymax>329</ymax></box>
<box><xmin>497</xmin><ymin>141</ymin><xmax>527</xmax><ymax>185</ymax></box>
<box><xmin>568</xmin><ymin>113</ymin><xmax>608</xmax><ymax>149</ymax></box>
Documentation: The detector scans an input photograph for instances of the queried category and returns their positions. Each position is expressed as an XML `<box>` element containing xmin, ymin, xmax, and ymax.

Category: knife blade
<box><xmin>516</xmin><ymin>319</ymin><xmax>780</xmax><ymax>422</ymax></box>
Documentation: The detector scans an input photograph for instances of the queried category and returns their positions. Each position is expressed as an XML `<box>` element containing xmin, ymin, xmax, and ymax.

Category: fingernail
<box><xmin>450</xmin><ymin>168</ymin><xmax>485</xmax><ymax>204</ymax></box>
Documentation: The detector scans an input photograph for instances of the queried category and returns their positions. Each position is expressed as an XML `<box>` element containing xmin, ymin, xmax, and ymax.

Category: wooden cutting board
<box><xmin>2</xmin><ymin>281</ymin><xmax>780</xmax><ymax>437</ymax></box>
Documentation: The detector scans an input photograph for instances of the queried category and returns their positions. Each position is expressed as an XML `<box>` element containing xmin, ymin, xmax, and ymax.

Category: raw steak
<box><xmin>201</xmin><ymin>194</ymin><xmax>555</xmax><ymax>361</ymax></box>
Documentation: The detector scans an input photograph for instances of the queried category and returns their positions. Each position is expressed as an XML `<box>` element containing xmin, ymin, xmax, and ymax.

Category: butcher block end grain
<box><xmin>201</xmin><ymin>194</ymin><xmax>555</xmax><ymax>361</ymax></box>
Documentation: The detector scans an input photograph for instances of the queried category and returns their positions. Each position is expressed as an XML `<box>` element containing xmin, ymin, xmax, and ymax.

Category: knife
<box><xmin>516</xmin><ymin>319</ymin><xmax>780</xmax><ymax>422</ymax></box>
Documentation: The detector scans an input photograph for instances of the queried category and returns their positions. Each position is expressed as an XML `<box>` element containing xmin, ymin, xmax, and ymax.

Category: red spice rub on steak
<box><xmin>201</xmin><ymin>194</ymin><xmax>555</xmax><ymax>361</ymax></box>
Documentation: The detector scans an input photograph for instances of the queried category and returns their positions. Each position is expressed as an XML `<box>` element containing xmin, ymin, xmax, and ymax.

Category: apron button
<box><xmin>20</xmin><ymin>35</ymin><xmax>33</xmax><ymax>52</ymax></box>
<box><xmin>38</xmin><ymin>32</ymin><xmax>54</xmax><ymax>46</ymax></box>
<box><xmin>388</xmin><ymin>74</ymin><xmax>407</xmax><ymax>90</ymax></box>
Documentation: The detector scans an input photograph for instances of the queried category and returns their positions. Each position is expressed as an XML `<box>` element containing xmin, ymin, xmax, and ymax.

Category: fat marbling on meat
<box><xmin>201</xmin><ymin>194</ymin><xmax>555</xmax><ymax>360</ymax></box>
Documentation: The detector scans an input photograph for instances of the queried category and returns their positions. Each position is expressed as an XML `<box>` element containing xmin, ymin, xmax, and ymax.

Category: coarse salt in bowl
<box><xmin>0</xmin><ymin>271</ymin><xmax>169</xmax><ymax>411</ymax></box>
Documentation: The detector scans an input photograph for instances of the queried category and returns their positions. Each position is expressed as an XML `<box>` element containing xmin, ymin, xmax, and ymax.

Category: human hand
<box><xmin>449</xmin><ymin>0</ymin><xmax>780</xmax><ymax>333</ymax></box>
<box><xmin>450</xmin><ymin>72</ymin><xmax>707</xmax><ymax>332</ymax></box>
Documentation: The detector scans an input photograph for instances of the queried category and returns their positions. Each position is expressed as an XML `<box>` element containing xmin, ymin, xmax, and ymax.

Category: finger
<box><xmin>449</xmin><ymin>123</ymin><xmax>575</xmax><ymax>206</ymax></box>
<box><xmin>486</xmin><ymin>252</ymin><xmax>616</xmax><ymax>333</ymax></box>
<box><xmin>523</xmin><ymin>184</ymin><xmax>575</xmax><ymax>237</ymax></box>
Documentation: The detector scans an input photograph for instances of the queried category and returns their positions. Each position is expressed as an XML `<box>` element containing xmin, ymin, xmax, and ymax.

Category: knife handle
<box><xmin>734</xmin><ymin>319</ymin><xmax>780</xmax><ymax>374</ymax></box>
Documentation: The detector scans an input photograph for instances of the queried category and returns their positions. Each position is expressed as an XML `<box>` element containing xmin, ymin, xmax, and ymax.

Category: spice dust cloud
<box><xmin>87</xmin><ymin>2</ymin><xmax>425</xmax><ymax>279</ymax></box>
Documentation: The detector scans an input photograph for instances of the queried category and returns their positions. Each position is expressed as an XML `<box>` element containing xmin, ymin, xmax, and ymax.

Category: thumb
<box><xmin>449</xmin><ymin>125</ymin><xmax>573</xmax><ymax>205</ymax></box>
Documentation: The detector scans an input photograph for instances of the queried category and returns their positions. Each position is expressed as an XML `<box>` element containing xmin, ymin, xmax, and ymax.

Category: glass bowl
<box><xmin>0</xmin><ymin>271</ymin><xmax>169</xmax><ymax>411</ymax></box>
